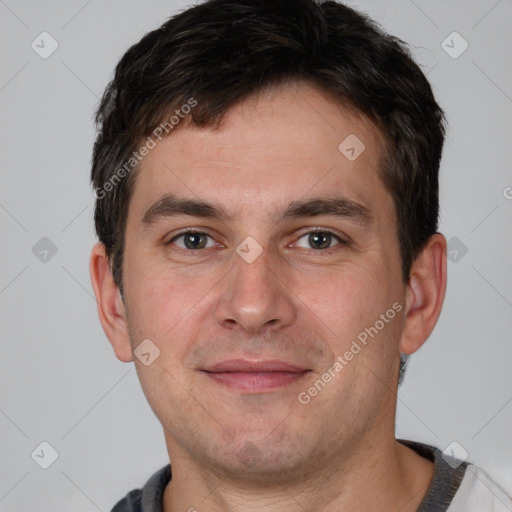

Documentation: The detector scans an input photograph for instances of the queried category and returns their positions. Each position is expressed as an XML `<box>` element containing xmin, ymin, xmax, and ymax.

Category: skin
<box><xmin>90</xmin><ymin>80</ymin><xmax>447</xmax><ymax>511</ymax></box>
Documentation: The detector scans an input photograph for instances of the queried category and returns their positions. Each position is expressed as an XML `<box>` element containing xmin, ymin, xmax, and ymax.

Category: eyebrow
<box><xmin>141</xmin><ymin>193</ymin><xmax>372</xmax><ymax>227</ymax></box>
<box><xmin>279</xmin><ymin>197</ymin><xmax>372</xmax><ymax>227</ymax></box>
<box><xmin>142</xmin><ymin>194</ymin><xmax>233</xmax><ymax>224</ymax></box>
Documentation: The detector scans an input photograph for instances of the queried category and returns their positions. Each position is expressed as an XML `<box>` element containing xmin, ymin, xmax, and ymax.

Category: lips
<box><xmin>201</xmin><ymin>359</ymin><xmax>311</xmax><ymax>391</ymax></box>
<box><xmin>204</xmin><ymin>359</ymin><xmax>308</xmax><ymax>373</ymax></box>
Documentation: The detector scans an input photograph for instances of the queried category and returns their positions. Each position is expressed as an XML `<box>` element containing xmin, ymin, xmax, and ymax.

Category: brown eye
<box><xmin>308</xmin><ymin>233</ymin><xmax>333</xmax><ymax>250</ymax></box>
<box><xmin>169</xmin><ymin>232</ymin><xmax>215</xmax><ymax>250</ymax></box>
<box><xmin>295</xmin><ymin>231</ymin><xmax>343</xmax><ymax>250</ymax></box>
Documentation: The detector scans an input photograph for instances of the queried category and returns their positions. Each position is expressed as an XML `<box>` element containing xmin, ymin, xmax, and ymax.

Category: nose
<box><xmin>215</xmin><ymin>243</ymin><xmax>296</xmax><ymax>334</ymax></box>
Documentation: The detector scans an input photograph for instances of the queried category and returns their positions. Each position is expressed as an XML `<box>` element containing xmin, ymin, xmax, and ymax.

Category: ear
<box><xmin>399</xmin><ymin>233</ymin><xmax>447</xmax><ymax>355</ymax></box>
<box><xmin>89</xmin><ymin>243</ymin><xmax>133</xmax><ymax>362</ymax></box>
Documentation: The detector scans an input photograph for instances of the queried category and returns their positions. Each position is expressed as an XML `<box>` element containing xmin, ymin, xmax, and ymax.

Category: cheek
<box><xmin>295</xmin><ymin>262</ymin><xmax>392</xmax><ymax>339</ymax></box>
<box><xmin>299</xmin><ymin>260</ymin><xmax>403</xmax><ymax>386</ymax></box>
<box><xmin>123</xmin><ymin>255</ymin><xmax>212</xmax><ymax>349</ymax></box>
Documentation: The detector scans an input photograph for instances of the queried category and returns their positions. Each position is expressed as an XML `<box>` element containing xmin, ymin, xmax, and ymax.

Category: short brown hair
<box><xmin>92</xmin><ymin>0</ymin><xmax>446</xmax><ymax>298</ymax></box>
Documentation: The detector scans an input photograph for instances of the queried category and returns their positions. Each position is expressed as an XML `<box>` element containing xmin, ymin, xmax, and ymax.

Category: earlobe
<box><xmin>89</xmin><ymin>243</ymin><xmax>133</xmax><ymax>362</ymax></box>
<box><xmin>399</xmin><ymin>233</ymin><xmax>447</xmax><ymax>355</ymax></box>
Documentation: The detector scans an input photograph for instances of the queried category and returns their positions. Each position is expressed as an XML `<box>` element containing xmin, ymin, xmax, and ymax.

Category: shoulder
<box><xmin>111</xmin><ymin>489</ymin><xmax>143</xmax><ymax>512</ymax></box>
<box><xmin>109</xmin><ymin>465</ymin><xmax>172</xmax><ymax>512</ymax></box>
<box><xmin>398</xmin><ymin>439</ymin><xmax>511</xmax><ymax>512</ymax></box>
<box><xmin>448</xmin><ymin>465</ymin><xmax>512</xmax><ymax>511</ymax></box>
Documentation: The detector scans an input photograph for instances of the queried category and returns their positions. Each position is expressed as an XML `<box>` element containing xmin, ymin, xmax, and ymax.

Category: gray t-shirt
<box><xmin>109</xmin><ymin>440</ymin><xmax>474</xmax><ymax>511</ymax></box>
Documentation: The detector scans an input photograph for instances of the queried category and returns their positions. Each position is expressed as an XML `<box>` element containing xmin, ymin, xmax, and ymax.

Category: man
<box><xmin>89</xmin><ymin>0</ymin><xmax>512</xmax><ymax>510</ymax></box>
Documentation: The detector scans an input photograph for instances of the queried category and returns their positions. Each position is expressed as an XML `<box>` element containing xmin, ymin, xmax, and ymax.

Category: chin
<box><xmin>203</xmin><ymin>430</ymin><xmax>314</xmax><ymax>483</ymax></box>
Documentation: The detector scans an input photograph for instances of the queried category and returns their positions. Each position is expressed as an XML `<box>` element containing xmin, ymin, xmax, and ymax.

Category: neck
<box><xmin>162</xmin><ymin>433</ymin><xmax>434</xmax><ymax>512</ymax></box>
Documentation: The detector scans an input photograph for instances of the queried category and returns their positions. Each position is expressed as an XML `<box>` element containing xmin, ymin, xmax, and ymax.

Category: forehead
<box><xmin>129</xmin><ymin>81</ymin><xmax>390</xmax><ymax>223</ymax></box>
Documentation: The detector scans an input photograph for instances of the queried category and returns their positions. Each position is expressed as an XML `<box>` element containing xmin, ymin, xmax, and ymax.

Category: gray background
<box><xmin>1</xmin><ymin>0</ymin><xmax>511</xmax><ymax>510</ymax></box>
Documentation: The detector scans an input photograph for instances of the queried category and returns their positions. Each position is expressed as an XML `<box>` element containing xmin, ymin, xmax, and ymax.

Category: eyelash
<box><xmin>166</xmin><ymin>228</ymin><xmax>348</xmax><ymax>253</ymax></box>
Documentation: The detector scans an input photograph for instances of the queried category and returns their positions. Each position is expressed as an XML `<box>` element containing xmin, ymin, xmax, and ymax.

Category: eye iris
<box><xmin>309</xmin><ymin>233</ymin><xmax>331</xmax><ymax>249</ymax></box>
<box><xmin>184</xmin><ymin>233</ymin><xmax>207</xmax><ymax>249</ymax></box>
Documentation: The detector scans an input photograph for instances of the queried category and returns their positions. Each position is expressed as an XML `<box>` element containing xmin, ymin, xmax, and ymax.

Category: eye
<box><xmin>168</xmin><ymin>231</ymin><xmax>217</xmax><ymax>250</ymax></box>
<box><xmin>294</xmin><ymin>230</ymin><xmax>344</xmax><ymax>250</ymax></box>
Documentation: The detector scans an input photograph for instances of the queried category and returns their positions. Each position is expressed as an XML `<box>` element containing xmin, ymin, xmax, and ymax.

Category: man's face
<box><xmin>121</xmin><ymin>81</ymin><xmax>407</xmax><ymax>478</ymax></box>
